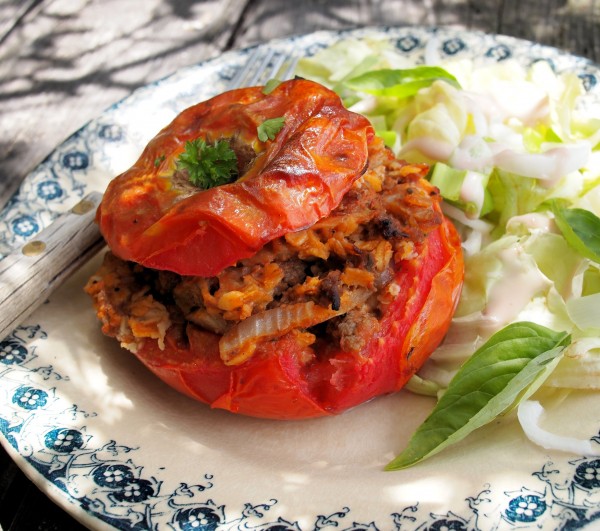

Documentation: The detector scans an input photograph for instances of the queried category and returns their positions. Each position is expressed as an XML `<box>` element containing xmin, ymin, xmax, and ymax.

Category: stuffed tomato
<box><xmin>85</xmin><ymin>78</ymin><xmax>464</xmax><ymax>420</ymax></box>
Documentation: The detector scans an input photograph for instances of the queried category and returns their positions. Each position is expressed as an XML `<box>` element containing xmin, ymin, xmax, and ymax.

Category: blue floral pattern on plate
<box><xmin>1</xmin><ymin>26</ymin><xmax>600</xmax><ymax>530</ymax></box>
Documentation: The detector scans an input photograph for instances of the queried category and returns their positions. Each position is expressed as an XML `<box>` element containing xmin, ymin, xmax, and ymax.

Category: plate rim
<box><xmin>2</xmin><ymin>24</ymin><xmax>600</xmax><ymax>531</ymax></box>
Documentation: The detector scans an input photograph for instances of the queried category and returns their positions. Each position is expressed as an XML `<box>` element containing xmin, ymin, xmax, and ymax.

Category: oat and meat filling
<box><xmin>85</xmin><ymin>141</ymin><xmax>443</xmax><ymax>360</ymax></box>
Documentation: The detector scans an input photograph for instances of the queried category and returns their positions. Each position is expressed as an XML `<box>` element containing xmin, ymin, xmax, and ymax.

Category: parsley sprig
<box><xmin>177</xmin><ymin>138</ymin><xmax>238</xmax><ymax>190</ymax></box>
<box><xmin>257</xmin><ymin>117</ymin><xmax>285</xmax><ymax>142</ymax></box>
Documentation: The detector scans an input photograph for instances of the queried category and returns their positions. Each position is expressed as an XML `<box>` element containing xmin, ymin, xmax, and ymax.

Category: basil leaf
<box><xmin>344</xmin><ymin>66</ymin><xmax>460</xmax><ymax>98</ymax></box>
<box><xmin>549</xmin><ymin>199</ymin><xmax>600</xmax><ymax>262</ymax></box>
<box><xmin>386</xmin><ymin>322</ymin><xmax>570</xmax><ymax>470</ymax></box>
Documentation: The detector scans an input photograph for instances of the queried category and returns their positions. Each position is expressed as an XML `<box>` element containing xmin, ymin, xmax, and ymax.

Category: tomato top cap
<box><xmin>97</xmin><ymin>79</ymin><xmax>374</xmax><ymax>277</ymax></box>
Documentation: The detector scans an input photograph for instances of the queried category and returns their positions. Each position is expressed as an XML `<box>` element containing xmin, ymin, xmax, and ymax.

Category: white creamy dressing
<box><xmin>482</xmin><ymin>242</ymin><xmax>552</xmax><ymax>327</ymax></box>
<box><xmin>482</xmin><ymin>77</ymin><xmax>551</xmax><ymax>125</ymax></box>
<box><xmin>415</xmin><ymin>82</ymin><xmax>590</xmax><ymax>188</ymax></box>
<box><xmin>388</xmin><ymin>73</ymin><xmax>591</xmax><ymax>197</ymax></box>
<box><xmin>449</xmin><ymin>135</ymin><xmax>493</xmax><ymax>171</ymax></box>
<box><xmin>398</xmin><ymin>136</ymin><xmax>455</xmax><ymax>161</ymax></box>
<box><xmin>459</xmin><ymin>170</ymin><xmax>487</xmax><ymax>215</ymax></box>
<box><xmin>463</xmin><ymin>95</ymin><xmax>492</xmax><ymax>137</ymax></box>
<box><xmin>441</xmin><ymin>202</ymin><xmax>494</xmax><ymax>232</ymax></box>
<box><xmin>460</xmin><ymin>228</ymin><xmax>484</xmax><ymax>256</ymax></box>
<box><xmin>506</xmin><ymin>212</ymin><xmax>556</xmax><ymax>234</ymax></box>
<box><xmin>348</xmin><ymin>94</ymin><xmax>379</xmax><ymax>115</ymax></box>
<box><xmin>491</xmin><ymin>143</ymin><xmax>591</xmax><ymax>188</ymax></box>
<box><xmin>441</xmin><ymin>202</ymin><xmax>494</xmax><ymax>255</ymax></box>
<box><xmin>429</xmin><ymin>239</ymin><xmax>555</xmax><ymax>370</ymax></box>
<box><xmin>449</xmin><ymin>136</ymin><xmax>590</xmax><ymax>188</ymax></box>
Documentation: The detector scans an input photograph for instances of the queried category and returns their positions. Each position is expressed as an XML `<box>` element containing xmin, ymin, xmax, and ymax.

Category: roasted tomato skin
<box><xmin>97</xmin><ymin>79</ymin><xmax>373</xmax><ymax>277</ymax></box>
<box><xmin>133</xmin><ymin>214</ymin><xmax>463</xmax><ymax>420</ymax></box>
<box><xmin>92</xmin><ymin>79</ymin><xmax>463</xmax><ymax>420</ymax></box>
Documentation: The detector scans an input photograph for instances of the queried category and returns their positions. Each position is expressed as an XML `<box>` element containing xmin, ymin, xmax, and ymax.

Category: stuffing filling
<box><xmin>85</xmin><ymin>141</ymin><xmax>442</xmax><ymax>364</ymax></box>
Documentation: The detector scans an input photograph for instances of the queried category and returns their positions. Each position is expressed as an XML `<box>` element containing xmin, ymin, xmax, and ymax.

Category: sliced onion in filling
<box><xmin>219</xmin><ymin>287</ymin><xmax>372</xmax><ymax>365</ymax></box>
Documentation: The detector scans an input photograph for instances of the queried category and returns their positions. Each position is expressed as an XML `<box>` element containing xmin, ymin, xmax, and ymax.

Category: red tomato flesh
<box><xmin>133</xmin><ymin>215</ymin><xmax>463</xmax><ymax>420</ymax></box>
<box><xmin>97</xmin><ymin>80</ymin><xmax>373</xmax><ymax>277</ymax></box>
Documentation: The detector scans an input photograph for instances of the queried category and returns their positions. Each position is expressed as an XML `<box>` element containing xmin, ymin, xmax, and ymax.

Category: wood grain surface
<box><xmin>0</xmin><ymin>0</ymin><xmax>599</xmax><ymax>529</ymax></box>
<box><xmin>2</xmin><ymin>0</ymin><xmax>600</xmax><ymax>209</ymax></box>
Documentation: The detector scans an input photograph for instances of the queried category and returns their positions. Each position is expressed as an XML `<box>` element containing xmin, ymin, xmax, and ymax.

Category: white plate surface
<box><xmin>1</xmin><ymin>26</ymin><xmax>600</xmax><ymax>531</ymax></box>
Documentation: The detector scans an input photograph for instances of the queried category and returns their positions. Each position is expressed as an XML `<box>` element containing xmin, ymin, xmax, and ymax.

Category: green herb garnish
<box><xmin>548</xmin><ymin>199</ymin><xmax>600</xmax><ymax>262</ymax></box>
<box><xmin>177</xmin><ymin>139</ymin><xmax>238</xmax><ymax>190</ymax></box>
<box><xmin>154</xmin><ymin>154</ymin><xmax>166</xmax><ymax>167</ymax></box>
<box><xmin>257</xmin><ymin>117</ymin><xmax>286</xmax><ymax>142</ymax></box>
<box><xmin>344</xmin><ymin>66</ymin><xmax>461</xmax><ymax>99</ymax></box>
<box><xmin>262</xmin><ymin>79</ymin><xmax>282</xmax><ymax>95</ymax></box>
<box><xmin>386</xmin><ymin>322</ymin><xmax>570</xmax><ymax>470</ymax></box>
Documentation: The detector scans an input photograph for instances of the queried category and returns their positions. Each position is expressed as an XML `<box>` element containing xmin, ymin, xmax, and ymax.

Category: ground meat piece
<box><xmin>154</xmin><ymin>270</ymin><xmax>180</xmax><ymax>297</ymax></box>
<box><xmin>86</xmin><ymin>141</ymin><xmax>442</xmax><ymax>356</ymax></box>
<box><xmin>319</xmin><ymin>270</ymin><xmax>342</xmax><ymax>311</ymax></box>
<box><xmin>277</xmin><ymin>259</ymin><xmax>308</xmax><ymax>292</ymax></box>
<box><xmin>374</xmin><ymin>214</ymin><xmax>409</xmax><ymax>240</ymax></box>
<box><xmin>172</xmin><ymin>277</ymin><xmax>211</xmax><ymax>315</ymax></box>
<box><xmin>335</xmin><ymin>308</ymin><xmax>381</xmax><ymax>353</ymax></box>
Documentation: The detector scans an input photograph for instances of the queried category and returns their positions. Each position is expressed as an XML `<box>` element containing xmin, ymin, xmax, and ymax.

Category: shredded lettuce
<box><xmin>298</xmin><ymin>37</ymin><xmax>600</xmax><ymax>464</ymax></box>
<box><xmin>566</xmin><ymin>293</ymin><xmax>600</xmax><ymax>333</ymax></box>
<box><xmin>545</xmin><ymin>338</ymin><xmax>600</xmax><ymax>388</ymax></box>
<box><xmin>429</xmin><ymin>163</ymin><xmax>492</xmax><ymax>218</ymax></box>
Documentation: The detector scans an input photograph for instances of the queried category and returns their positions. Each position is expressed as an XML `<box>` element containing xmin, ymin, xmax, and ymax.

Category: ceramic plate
<box><xmin>1</xmin><ymin>26</ymin><xmax>600</xmax><ymax>531</ymax></box>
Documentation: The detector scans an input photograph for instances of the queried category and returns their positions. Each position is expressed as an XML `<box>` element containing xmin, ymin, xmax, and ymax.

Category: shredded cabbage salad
<box><xmin>294</xmin><ymin>37</ymin><xmax>600</xmax><ymax>462</ymax></box>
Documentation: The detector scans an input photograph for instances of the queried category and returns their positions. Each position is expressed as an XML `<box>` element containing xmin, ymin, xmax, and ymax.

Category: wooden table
<box><xmin>0</xmin><ymin>0</ymin><xmax>599</xmax><ymax>528</ymax></box>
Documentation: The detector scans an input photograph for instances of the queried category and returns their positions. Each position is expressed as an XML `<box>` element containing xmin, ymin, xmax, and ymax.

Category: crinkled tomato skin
<box><xmin>133</xmin><ymin>215</ymin><xmax>463</xmax><ymax>420</ymax></box>
<box><xmin>97</xmin><ymin>79</ymin><xmax>373</xmax><ymax>277</ymax></box>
